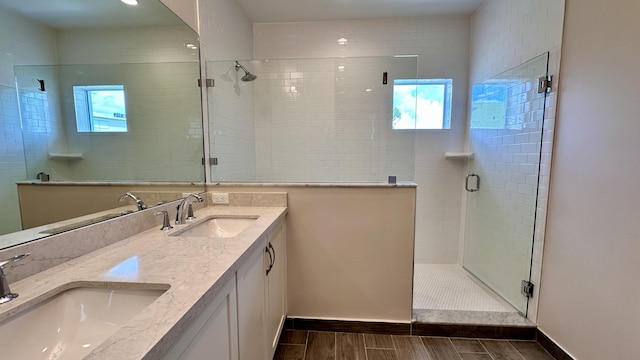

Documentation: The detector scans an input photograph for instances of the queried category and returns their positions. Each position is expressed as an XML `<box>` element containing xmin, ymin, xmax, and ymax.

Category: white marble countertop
<box><xmin>0</xmin><ymin>205</ymin><xmax>287</xmax><ymax>359</ymax></box>
<box><xmin>0</xmin><ymin>205</ymin><xmax>138</xmax><ymax>250</ymax></box>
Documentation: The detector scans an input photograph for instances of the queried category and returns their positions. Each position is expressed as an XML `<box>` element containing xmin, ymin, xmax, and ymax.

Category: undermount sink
<box><xmin>0</xmin><ymin>285</ymin><xmax>166</xmax><ymax>359</ymax></box>
<box><xmin>171</xmin><ymin>216</ymin><xmax>258</xmax><ymax>238</ymax></box>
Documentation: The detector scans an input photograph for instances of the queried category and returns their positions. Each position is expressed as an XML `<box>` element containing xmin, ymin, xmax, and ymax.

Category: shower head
<box><xmin>235</xmin><ymin>61</ymin><xmax>257</xmax><ymax>82</ymax></box>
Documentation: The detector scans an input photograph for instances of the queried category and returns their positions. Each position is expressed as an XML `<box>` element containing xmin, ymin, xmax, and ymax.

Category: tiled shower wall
<box><xmin>207</xmin><ymin>60</ymin><xmax>256</xmax><ymax>182</ymax></box>
<box><xmin>0</xmin><ymin>86</ymin><xmax>26</xmax><ymax>234</ymax></box>
<box><xmin>14</xmin><ymin>66</ymin><xmax>68</xmax><ymax>180</ymax></box>
<box><xmin>252</xmin><ymin>57</ymin><xmax>417</xmax><ymax>182</ymax></box>
<box><xmin>197</xmin><ymin>0</ymin><xmax>255</xmax><ymax>182</ymax></box>
<box><xmin>253</xmin><ymin>17</ymin><xmax>470</xmax><ymax>263</ymax></box>
<box><xmin>32</xmin><ymin>27</ymin><xmax>203</xmax><ymax>182</ymax></box>
<box><xmin>0</xmin><ymin>7</ymin><xmax>57</xmax><ymax>234</ymax></box>
<box><xmin>469</xmin><ymin>0</ymin><xmax>565</xmax><ymax>320</ymax></box>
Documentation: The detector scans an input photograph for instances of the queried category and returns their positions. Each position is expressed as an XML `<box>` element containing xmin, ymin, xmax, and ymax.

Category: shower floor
<box><xmin>413</xmin><ymin>264</ymin><xmax>532</xmax><ymax>326</ymax></box>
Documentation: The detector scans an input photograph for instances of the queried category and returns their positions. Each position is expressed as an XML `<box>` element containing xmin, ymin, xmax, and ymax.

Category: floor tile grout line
<box><xmin>362</xmin><ymin>333</ymin><xmax>369</xmax><ymax>360</ymax></box>
<box><xmin>302</xmin><ymin>330</ymin><xmax>309</xmax><ymax>360</ymax></box>
<box><xmin>479</xmin><ymin>340</ymin><xmax>496</xmax><ymax>360</ymax></box>
<box><xmin>446</xmin><ymin>337</ymin><xmax>465</xmax><ymax>360</ymax></box>
<box><xmin>507</xmin><ymin>340</ymin><xmax>528</xmax><ymax>360</ymax></box>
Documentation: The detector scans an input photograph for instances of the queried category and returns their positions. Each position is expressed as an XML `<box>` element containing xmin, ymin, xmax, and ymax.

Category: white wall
<box><xmin>538</xmin><ymin>1</ymin><xmax>640</xmax><ymax>359</ymax></box>
<box><xmin>254</xmin><ymin>17</ymin><xmax>470</xmax><ymax>264</ymax></box>
<box><xmin>469</xmin><ymin>0</ymin><xmax>565</xmax><ymax>320</ymax></box>
<box><xmin>160</xmin><ymin>0</ymin><xmax>198</xmax><ymax>32</ymax></box>
<box><xmin>0</xmin><ymin>6</ymin><xmax>57</xmax><ymax>234</ymax></box>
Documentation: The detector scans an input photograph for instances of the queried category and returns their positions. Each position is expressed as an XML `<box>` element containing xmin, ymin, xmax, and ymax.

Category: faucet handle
<box><xmin>154</xmin><ymin>211</ymin><xmax>173</xmax><ymax>231</ymax></box>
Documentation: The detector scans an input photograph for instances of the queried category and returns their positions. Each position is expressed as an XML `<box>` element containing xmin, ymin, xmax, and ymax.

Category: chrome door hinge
<box><xmin>201</xmin><ymin>157</ymin><xmax>218</xmax><ymax>165</ymax></box>
<box><xmin>198</xmin><ymin>78</ymin><xmax>215</xmax><ymax>88</ymax></box>
<box><xmin>538</xmin><ymin>75</ymin><xmax>552</xmax><ymax>94</ymax></box>
<box><xmin>521</xmin><ymin>280</ymin><xmax>534</xmax><ymax>298</ymax></box>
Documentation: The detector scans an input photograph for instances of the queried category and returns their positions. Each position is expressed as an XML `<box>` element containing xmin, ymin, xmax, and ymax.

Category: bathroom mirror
<box><xmin>0</xmin><ymin>0</ymin><xmax>204</xmax><ymax>247</ymax></box>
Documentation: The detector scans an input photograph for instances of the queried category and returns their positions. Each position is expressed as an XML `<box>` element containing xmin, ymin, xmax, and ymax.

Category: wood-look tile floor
<box><xmin>274</xmin><ymin>330</ymin><xmax>556</xmax><ymax>360</ymax></box>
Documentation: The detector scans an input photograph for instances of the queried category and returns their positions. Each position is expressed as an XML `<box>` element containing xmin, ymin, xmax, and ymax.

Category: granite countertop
<box><xmin>0</xmin><ymin>205</ymin><xmax>287</xmax><ymax>359</ymax></box>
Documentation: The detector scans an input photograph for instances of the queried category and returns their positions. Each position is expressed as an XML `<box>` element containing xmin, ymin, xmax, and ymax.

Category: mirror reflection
<box><xmin>0</xmin><ymin>0</ymin><xmax>204</xmax><ymax>246</ymax></box>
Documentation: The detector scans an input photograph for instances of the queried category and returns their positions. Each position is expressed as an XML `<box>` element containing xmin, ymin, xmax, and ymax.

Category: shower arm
<box><xmin>235</xmin><ymin>61</ymin><xmax>249</xmax><ymax>73</ymax></box>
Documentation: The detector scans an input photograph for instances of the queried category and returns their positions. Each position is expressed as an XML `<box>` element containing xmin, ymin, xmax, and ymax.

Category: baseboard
<box><xmin>536</xmin><ymin>329</ymin><xmax>575</xmax><ymax>360</ymax></box>
<box><xmin>284</xmin><ymin>317</ymin><xmax>536</xmax><ymax>339</ymax></box>
<box><xmin>285</xmin><ymin>318</ymin><xmax>411</xmax><ymax>335</ymax></box>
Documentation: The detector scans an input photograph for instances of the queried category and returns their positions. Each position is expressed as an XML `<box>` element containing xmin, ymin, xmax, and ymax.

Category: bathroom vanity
<box><xmin>0</xmin><ymin>198</ymin><xmax>287</xmax><ymax>360</ymax></box>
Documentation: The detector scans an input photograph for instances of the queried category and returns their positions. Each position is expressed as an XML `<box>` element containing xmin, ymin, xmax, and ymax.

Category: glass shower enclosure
<box><xmin>463</xmin><ymin>53</ymin><xmax>551</xmax><ymax>314</ymax></box>
<box><xmin>205</xmin><ymin>56</ymin><xmax>417</xmax><ymax>183</ymax></box>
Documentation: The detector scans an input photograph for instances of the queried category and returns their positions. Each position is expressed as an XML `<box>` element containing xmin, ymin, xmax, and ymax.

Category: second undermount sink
<box><xmin>171</xmin><ymin>216</ymin><xmax>258</xmax><ymax>238</ymax></box>
<box><xmin>0</xmin><ymin>285</ymin><xmax>166</xmax><ymax>359</ymax></box>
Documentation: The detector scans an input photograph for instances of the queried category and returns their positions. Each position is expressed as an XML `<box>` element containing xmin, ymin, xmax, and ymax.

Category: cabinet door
<box><xmin>265</xmin><ymin>222</ymin><xmax>286</xmax><ymax>358</ymax></box>
<box><xmin>237</xmin><ymin>241</ymin><xmax>267</xmax><ymax>360</ymax></box>
<box><xmin>162</xmin><ymin>279</ymin><xmax>238</xmax><ymax>360</ymax></box>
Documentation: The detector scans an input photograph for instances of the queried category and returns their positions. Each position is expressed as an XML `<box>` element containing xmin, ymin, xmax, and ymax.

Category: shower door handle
<box><xmin>465</xmin><ymin>173</ymin><xmax>480</xmax><ymax>192</ymax></box>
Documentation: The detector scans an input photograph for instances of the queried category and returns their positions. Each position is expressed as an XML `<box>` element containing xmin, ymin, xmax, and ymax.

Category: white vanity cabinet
<box><xmin>237</xmin><ymin>220</ymin><xmax>287</xmax><ymax>360</ymax></box>
<box><xmin>237</xmin><ymin>237</ymin><xmax>267</xmax><ymax>360</ymax></box>
<box><xmin>163</xmin><ymin>219</ymin><xmax>287</xmax><ymax>360</ymax></box>
<box><xmin>161</xmin><ymin>278</ymin><xmax>239</xmax><ymax>360</ymax></box>
<box><xmin>264</xmin><ymin>221</ymin><xmax>286</xmax><ymax>358</ymax></box>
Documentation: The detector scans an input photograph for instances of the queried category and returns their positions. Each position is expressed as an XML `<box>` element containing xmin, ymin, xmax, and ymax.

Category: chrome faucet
<box><xmin>119</xmin><ymin>192</ymin><xmax>148</xmax><ymax>211</ymax></box>
<box><xmin>0</xmin><ymin>253</ymin><xmax>30</xmax><ymax>304</ymax></box>
<box><xmin>176</xmin><ymin>193</ymin><xmax>204</xmax><ymax>225</ymax></box>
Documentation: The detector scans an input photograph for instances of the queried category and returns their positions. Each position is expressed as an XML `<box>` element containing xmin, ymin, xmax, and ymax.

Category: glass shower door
<box><xmin>463</xmin><ymin>53</ymin><xmax>550</xmax><ymax>314</ymax></box>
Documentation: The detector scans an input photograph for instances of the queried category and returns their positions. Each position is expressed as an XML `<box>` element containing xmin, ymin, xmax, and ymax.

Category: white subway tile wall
<box><xmin>469</xmin><ymin>0</ymin><xmax>565</xmax><ymax>320</ymax></box>
<box><xmin>14</xmin><ymin>65</ymin><xmax>203</xmax><ymax>183</ymax></box>
<box><xmin>207</xmin><ymin>61</ymin><xmax>256</xmax><ymax>181</ymax></box>
<box><xmin>198</xmin><ymin>0</ymin><xmax>255</xmax><ymax>181</ymax></box>
<box><xmin>253</xmin><ymin>17</ymin><xmax>470</xmax><ymax>263</ymax></box>
<box><xmin>54</xmin><ymin>27</ymin><xmax>202</xmax><ymax>181</ymax></box>
<box><xmin>0</xmin><ymin>86</ymin><xmax>26</xmax><ymax>234</ymax></box>
<box><xmin>252</xmin><ymin>57</ymin><xmax>416</xmax><ymax>182</ymax></box>
<box><xmin>0</xmin><ymin>8</ymin><xmax>57</xmax><ymax>235</ymax></box>
<box><xmin>198</xmin><ymin>0</ymin><xmax>254</xmax><ymax>62</ymax></box>
<box><xmin>55</xmin><ymin>27</ymin><xmax>200</xmax><ymax>65</ymax></box>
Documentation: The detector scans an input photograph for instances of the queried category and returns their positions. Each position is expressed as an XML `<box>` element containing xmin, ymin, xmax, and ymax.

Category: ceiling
<box><xmin>0</xmin><ymin>0</ymin><xmax>184</xmax><ymax>29</ymax></box>
<box><xmin>0</xmin><ymin>0</ymin><xmax>485</xmax><ymax>29</ymax></box>
<box><xmin>235</xmin><ymin>0</ymin><xmax>485</xmax><ymax>23</ymax></box>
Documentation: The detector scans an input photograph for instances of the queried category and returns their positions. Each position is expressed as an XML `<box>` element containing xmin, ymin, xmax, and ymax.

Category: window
<box><xmin>392</xmin><ymin>79</ymin><xmax>452</xmax><ymax>130</ymax></box>
<box><xmin>73</xmin><ymin>85</ymin><xmax>127</xmax><ymax>132</ymax></box>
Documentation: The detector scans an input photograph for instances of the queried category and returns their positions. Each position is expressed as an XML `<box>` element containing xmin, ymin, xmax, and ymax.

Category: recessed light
<box><xmin>121</xmin><ymin>0</ymin><xmax>138</xmax><ymax>6</ymax></box>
